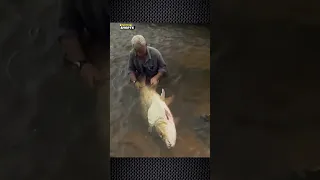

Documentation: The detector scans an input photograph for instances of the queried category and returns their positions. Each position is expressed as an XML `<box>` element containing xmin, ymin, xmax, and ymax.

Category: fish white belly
<box><xmin>147</xmin><ymin>95</ymin><xmax>166</xmax><ymax>126</ymax></box>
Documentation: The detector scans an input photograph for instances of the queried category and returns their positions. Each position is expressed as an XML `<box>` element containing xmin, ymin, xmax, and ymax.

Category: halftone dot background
<box><xmin>110</xmin><ymin>0</ymin><xmax>210</xmax><ymax>179</ymax></box>
<box><xmin>110</xmin><ymin>0</ymin><xmax>210</xmax><ymax>24</ymax></box>
<box><xmin>111</xmin><ymin>158</ymin><xmax>210</xmax><ymax>180</ymax></box>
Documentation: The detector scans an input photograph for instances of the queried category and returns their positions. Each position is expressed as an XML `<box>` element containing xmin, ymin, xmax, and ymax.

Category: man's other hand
<box><xmin>150</xmin><ymin>76</ymin><xmax>159</xmax><ymax>86</ymax></box>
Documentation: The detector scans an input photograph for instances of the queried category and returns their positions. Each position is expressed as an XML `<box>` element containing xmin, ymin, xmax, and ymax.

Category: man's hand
<box><xmin>150</xmin><ymin>76</ymin><xmax>159</xmax><ymax>86</ymax></box>
<box><xmin>80</xmin><ymin>63</ymin><xmax>101</xmax><ymax>88</ymax></box>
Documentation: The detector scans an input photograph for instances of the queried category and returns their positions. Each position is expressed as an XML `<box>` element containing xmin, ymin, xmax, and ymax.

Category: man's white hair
<box><xmin>131</xmin><ymin>35</ymin><xmax>146</xmax><ymax>50</ymax></box>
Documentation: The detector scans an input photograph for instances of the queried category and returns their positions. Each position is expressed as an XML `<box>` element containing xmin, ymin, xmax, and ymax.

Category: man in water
<box><xmin>128</xmin><ymin>35</ymin><xmax>167</xmax><ymax>88</ymax></box>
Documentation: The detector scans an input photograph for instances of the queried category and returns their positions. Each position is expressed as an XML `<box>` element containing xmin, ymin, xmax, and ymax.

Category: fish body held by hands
<box><xmin>136</xmin><ymin>78</ymin><xmax>177</xmax><ymax>149</ymax></box>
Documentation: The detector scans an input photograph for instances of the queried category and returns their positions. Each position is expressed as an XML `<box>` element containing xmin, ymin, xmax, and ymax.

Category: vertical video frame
<box><xmin>110</xmin><ymin>23</ymin><xmax>210</xmax><ymax>157</ymax></box>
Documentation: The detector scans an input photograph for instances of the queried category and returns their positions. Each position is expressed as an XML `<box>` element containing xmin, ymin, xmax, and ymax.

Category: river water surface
<box><xmin>110</xmin><ymin>23</ymin><xmax>210</xmax><ymax>157</ymax></box>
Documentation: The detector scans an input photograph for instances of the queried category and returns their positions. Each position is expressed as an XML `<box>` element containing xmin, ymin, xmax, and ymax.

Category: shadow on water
<box><xmin>110</xmin><ymin>23</ymin><xmax>210</xmax><ymax>157</ymax></box>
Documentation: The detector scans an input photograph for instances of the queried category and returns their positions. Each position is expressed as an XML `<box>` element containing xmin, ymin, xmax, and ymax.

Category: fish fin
<box><xmin>148</xmin><ymin>126</ymin><xmax>153</xmax><ymax>134</ymax></box>
<box><xmin>174</xmin><ymin>117</ymin><xmax>180</xmax><ymax>125</ymax></box>
<box><xmin>160</xmin><ymin>88</ymin><xmax>166</xmax><ymax>100</ymax></box>
<box><xmin>164</xmin><ymin>95</ymin><xmax>174</xmax><ymax>106</ymax></box>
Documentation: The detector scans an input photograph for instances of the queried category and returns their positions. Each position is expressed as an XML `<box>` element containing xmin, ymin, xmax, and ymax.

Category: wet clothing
<box><xmin>128</xmin><ymin>46</ymin><xmax>167</xmax><ymax>79</ymax></box>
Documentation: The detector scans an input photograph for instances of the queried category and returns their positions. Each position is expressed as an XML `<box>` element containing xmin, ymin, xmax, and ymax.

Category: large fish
<box><xmin>136</xmin><ymin>78</ymin><xmax>177</xmax><ymax>149</ymax></box>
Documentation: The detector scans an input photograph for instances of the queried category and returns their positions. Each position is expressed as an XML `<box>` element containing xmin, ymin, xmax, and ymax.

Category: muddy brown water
<box><xmin>110</xmin><ymin>23</ymin><xmax>210</xmax><ymax>157</ymax></box>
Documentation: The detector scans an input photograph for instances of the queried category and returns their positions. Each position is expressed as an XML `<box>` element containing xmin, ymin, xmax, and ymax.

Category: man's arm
<box><xmin>58</xmin><ymin>0</ymin><xmax>86</xmax><ymax>64</ymax></box>
<box><xmin>128</xmin><ymin>54</ymin><xmax>137</xmax><ymax>82</ymax></box>
<box><xmin>154</xmin><ymin>51</ymin><xmax>167</xmax><ymax>79</ymax></box>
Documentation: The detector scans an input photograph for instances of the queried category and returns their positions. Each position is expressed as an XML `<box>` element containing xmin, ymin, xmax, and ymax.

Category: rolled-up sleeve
<box><xmin>157</xmin><ymin>52</ymin><xmax>167</xmax><ymax>73</ymax></box>
<box><xmin>58</xmin><ymin>0</ymin><xmax>83</xmax><ymax>40</ymax></box>
<box><xmin>128</xmin><ymin>53</ymin><xmax>136</xmax><ymax>75</ymax></box>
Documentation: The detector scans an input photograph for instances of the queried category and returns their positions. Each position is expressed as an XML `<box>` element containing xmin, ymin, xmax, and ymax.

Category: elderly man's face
<box><xmin>135</xmin><ymin>45</ymin><xmax>147</xmax><ymax>57</ymax></box>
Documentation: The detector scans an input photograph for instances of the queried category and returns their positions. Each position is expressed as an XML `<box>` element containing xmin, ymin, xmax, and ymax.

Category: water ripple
<box><xmin>110</xmin><ymin>23</ymin><xmax>210</xmax><ymax>157</ymax></box>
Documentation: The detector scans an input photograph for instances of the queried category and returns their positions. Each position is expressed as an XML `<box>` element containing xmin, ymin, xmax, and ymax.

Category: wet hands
<box><xmin>80</xmin><ymin>63</ymin><xmax>101</xmax><ymax>88</ymax></box>
<box><xmin>150</xmin><ymin>76</ymin><xmax>159</xmax><ymax>86</ymax></box>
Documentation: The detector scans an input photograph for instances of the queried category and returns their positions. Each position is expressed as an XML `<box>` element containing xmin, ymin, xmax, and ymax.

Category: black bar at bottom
<box><xmin>111</xmin><ymin>158</ymin><xmax>210</xmax><ymax>180</ymax></box>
